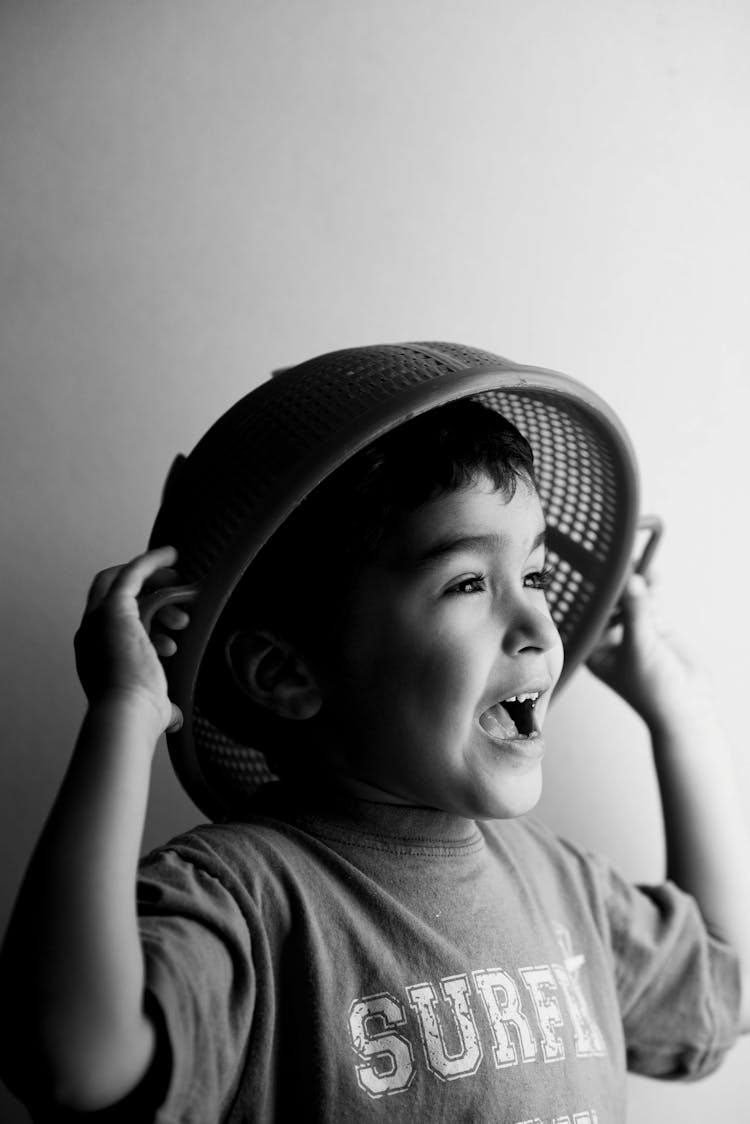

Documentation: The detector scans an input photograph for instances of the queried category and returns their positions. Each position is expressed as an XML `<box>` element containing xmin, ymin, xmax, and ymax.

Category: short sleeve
<box><xmin>597</xmin><ymin>858</ymin><xmax>741</xmax><ymax>1080</ymax></box>
<box><xmin>135</xmin><ymin>845</ymin><xmax>257</xmax><ymax>1122</ymax></box>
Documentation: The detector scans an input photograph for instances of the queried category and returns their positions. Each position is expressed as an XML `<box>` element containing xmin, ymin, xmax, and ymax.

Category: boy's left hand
<box><xmin>585</xmin><ymin>573</ymin><xmax>709</xmax><ymax>728</ymax></box>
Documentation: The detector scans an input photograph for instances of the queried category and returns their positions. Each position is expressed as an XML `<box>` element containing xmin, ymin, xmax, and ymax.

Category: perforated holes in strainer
<box><xmin>474</xmin><ymin>389</ymin><xmax>618</xmax><ymax>652</ymax></box>
<box><xmin>194</xmin><ymin>706</ymin><xmax>277</xmax><ymax>800</ymax></box>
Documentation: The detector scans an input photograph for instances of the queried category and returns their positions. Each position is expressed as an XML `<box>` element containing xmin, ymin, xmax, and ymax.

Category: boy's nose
<box><xmin>501</xmin><ymin>598</ymin><xmax>561</xmax><ymax>656</ymax></box>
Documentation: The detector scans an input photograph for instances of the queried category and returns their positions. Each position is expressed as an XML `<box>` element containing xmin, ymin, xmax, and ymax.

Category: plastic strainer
<box><xmin>148</xmin><ymin>342</ymin><xmax>641</xmax><ymax>821</ymax></box>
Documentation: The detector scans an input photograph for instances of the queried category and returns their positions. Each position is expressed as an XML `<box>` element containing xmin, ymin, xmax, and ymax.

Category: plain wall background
<box><xmin>2</xmin><ymin>1</ymin><xmax>749</xmax><ymax>1119</ymax></box>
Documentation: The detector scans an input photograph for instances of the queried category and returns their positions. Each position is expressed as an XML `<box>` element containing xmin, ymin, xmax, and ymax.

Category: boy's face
<box><xmin>312</xmin><ymin>473</ymin><xmax>564</xmax><ymax>820</ymax></box>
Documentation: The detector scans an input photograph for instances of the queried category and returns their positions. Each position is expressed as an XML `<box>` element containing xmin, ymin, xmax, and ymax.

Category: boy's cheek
<box><xmin>551</xmin><ymin>639</ymin><xmax>565</xmax><ymax>687</ymax></box>
<box><xmin>538</xmin><ymin>640</ymin><xmax>565</xmax><ymax>720</ymax></box>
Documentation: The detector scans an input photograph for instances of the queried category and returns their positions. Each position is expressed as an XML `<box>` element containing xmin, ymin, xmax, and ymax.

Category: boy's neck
<box><xmin>247</xmin><ymin>778</ymin><xmax>483</xmax><ymax>845</ymax></box>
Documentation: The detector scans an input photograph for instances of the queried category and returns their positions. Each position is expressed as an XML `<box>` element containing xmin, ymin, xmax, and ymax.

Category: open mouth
<box><xmin>480</xmin><ymin>692</ymin><xmax>541</xmax><ymax>740</ymax></box>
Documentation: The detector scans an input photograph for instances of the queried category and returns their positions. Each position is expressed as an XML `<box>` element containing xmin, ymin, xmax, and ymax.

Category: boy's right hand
<box><xmin>74</xmin><ymin>546</ymin><xmax>190</xmax><ymax>735</ymax></box>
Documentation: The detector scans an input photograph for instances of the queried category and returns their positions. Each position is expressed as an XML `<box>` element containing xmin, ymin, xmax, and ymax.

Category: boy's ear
<box><xmin>225</xmin><ymin>629</ymin><xmax>322</xmax><ymax>721</ymax></box>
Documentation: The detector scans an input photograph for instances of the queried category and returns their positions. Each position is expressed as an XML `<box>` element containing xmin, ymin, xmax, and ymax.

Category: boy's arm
<box><xmin>587</xmin><ymin>575</ymin><xmax>750</xmax><ymax>1033</ymax></box>
<box><xmin>0</xmin><ymin>547</ymin><xmax>189</xmax><ymax>1110</ymax></box>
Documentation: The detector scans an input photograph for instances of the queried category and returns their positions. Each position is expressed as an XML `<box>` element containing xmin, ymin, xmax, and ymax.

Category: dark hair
<box><xmin>197</xmin><ymin>398</ymin><xmax>535</xmax><ymax>764</ymax></box>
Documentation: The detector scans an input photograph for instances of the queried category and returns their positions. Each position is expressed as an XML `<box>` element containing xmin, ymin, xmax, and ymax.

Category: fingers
<box><xmin>84</xmin><ymin>564</ymin><xmax>125</xmax><ymax>611</ymax></box>
<box><xmin>154</xmin><ymin>604</ymin><xmax>191</xmax><ymax>630</ymax></box>
<box><xmin>152</xmin><ymin>633</ymin><xmax>178</xmax><ymax>659</ymax></box>
<box><xmin>622</xmin><ymin>572</ymin><xmax>671</xmax><ymax>639</ymax></box>
<box><xmin>85</xmin><ymin>547</ymin><xmax>178</xmax><ymax>613</ymax></box>
<box><xmin>83</xmin><ymin>547</ymin><xmax>194</xmax><ymax>658</ymax></box>
<box><xmin>585</xmin><ymin>623</ymin><xmax>621</xmax><ymax>673</ymax></box>
<box><xmin>144</xmin><ymin>567</ymin><xmax>179</xmax><ymax>592</ymax></box>
<box><xmin>590</xmin><ymin>575</ymin><xmax>649</xmax><ymax>671</ymax></box>
<box><xmin>139</xmin><ymin>582</ymin><xmax>197</xmax><ymax>634</ymax></box>
<box><xmin>110</xmin><ymin>546</ymin><xmax>179</xmax><ymax>602</ymax></box>
<box><xmin>592</xmin><ymin>622</ymin><xmax>624</xmax><ymax>653</ymax></box>
<box><xmin>167</xmin><ymin>703</ymin><xmax>184</xmax><ymax>733</ymax></box>
<box><xmin>619</xmin><ymin>572</ymin><xmax>648</xmax><ymax>614</ymax></box>
<box><xmin>76</xmin><ymin>547</ymin><xmax>194</xmax><ymax>733</ymax></box>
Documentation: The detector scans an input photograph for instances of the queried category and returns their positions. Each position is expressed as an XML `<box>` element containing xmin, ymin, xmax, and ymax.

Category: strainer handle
<box><xmin>605</xmin><ymin>515</ymin><xmax>664</xmax><ymax>629</ymax></box>
<box><xmin>139</xmin><ymin>581</ymin><xmax>200</xmax><ymax>633</ymax></box>
<box><xmin>633</xmin><ymin>514</ymin><xmax>664</xmax><ymax>578</ymax></box>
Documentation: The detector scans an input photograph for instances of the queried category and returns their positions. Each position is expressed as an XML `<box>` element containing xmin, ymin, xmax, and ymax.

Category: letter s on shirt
<box><xmin>348</xmin><ymin>993</ymin><xmax>416</xmax><ymax>1098</ymax></box>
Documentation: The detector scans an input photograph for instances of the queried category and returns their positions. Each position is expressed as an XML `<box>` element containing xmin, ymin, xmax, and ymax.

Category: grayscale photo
<box><xmin>1</xmin><ymin>3</ymin><xmax>749</xmax><ymax>1121</ymax></box>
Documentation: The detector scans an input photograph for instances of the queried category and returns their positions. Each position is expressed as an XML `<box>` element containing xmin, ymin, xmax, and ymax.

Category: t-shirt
<box><xmin>134</xmin><ymin>783</ymin><xmax>740</xmax><ymax>1123</ymax></box>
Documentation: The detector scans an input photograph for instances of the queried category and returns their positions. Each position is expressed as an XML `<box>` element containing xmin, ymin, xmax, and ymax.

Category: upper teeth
<box><xmin>504</xmin><ymin>692</ymin><xmax>540</xmax><ymax>703</ymax></box>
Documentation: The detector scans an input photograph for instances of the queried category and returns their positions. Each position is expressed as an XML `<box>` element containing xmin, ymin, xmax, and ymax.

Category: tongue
<box><xmin>479</xmin><ymin>703</ymin><xmax>519</xmax><ymax>740</ymax></box>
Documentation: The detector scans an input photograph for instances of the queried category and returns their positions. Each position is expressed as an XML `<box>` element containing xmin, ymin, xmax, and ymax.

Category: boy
<box><xmin>1</xmin><ymin>345</ymin><xmax>748</xmax><ymax>1123</ymax></box>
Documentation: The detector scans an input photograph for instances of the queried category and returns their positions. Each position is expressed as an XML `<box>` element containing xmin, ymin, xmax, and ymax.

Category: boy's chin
<box><xmin>472</xmin><ymin>765</ymin><xmax>544</xmax><ymax>821</ymax></box>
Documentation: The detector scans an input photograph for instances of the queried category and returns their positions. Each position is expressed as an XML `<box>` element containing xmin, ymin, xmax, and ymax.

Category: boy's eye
<box><xmin>525</xmin><ymin>564</ymin><xmax>556</xmax><ymax>591</ymax></box>
<box><xmin>446</xmin><ymin>575</ymin><xmax>486</xmax><ymax>596</ymax></box>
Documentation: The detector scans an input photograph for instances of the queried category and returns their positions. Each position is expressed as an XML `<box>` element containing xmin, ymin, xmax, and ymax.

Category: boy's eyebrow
<box><xmin>414</xmin><ymin>527</ymin><xmax>547</xmax><ymax>567</ymax></box>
